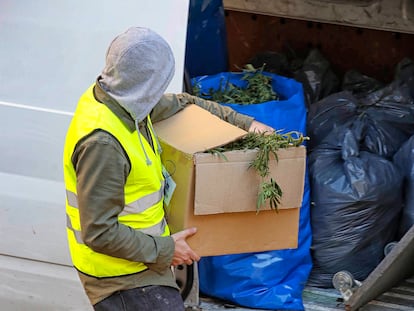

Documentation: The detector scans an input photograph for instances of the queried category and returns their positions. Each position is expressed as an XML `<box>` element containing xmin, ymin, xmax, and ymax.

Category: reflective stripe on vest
<box><xmin>66</xmin><ymin>213</ymin><xmax>167</xmax><ymax>244</ymax></box>
<box><xmin>66</xmin><ymin>183</ymin><xmax>164</xmax><ymax>215</ymax></box>
<box><xmin>63</xmin><ymin>84</ymin><xmax>169</xmax><ymax>278</ymax></box>
<box><xmin>66</xmin><ymin>187</ymin><xmax>166</xmax><ymax>240</ymax></box>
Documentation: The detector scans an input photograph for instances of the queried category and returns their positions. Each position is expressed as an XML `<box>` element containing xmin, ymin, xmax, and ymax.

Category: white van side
<box><xmin>0</xmin><ymin>1</ymin><xmax>189</xmax><ymax>310</ymax></box>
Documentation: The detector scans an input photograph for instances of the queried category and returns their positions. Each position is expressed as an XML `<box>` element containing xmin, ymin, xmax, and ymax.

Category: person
<box><xmin>63</xmin><ymin>26</ymin><xmax>273</xmax><ymax>311</ymax></box>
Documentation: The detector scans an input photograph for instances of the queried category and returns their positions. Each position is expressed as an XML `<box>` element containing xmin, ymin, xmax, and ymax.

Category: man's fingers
<box><xmin>170</xmin><ymin>227</ymin><xmax>200</xmax><ymax>265</ymax></box>
<box><xmin>173</xmin><ymin>227</ymin><xmax>197</xmax><ymax>240</ymax></box>
<box><xmin>183</xmin><ymin>227</ymin><xmax>197</xmax><ymax>238</ymax></box>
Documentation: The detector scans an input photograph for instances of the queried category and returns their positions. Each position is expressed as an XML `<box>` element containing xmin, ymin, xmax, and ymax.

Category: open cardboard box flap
<box><xmin>153</xmin><ymin>104</ymin><xmax>247</xmax><ymax>154</ymax></box>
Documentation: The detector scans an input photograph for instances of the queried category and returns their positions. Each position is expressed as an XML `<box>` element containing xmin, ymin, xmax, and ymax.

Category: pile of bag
<box><xmin>306</xmin><ymin>58</ymin><xmax>414</xmax><ymax>286</ymax></box>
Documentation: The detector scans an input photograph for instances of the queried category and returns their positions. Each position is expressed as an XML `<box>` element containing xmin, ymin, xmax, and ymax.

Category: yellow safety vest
<box><xmin>63</xmin><ymin>84</ymin><xmax>169</xmax><ymax>277</ymax></box>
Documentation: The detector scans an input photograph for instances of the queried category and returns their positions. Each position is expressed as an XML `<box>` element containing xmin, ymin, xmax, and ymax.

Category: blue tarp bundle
<box><xmin>185</xmin><ymin>0</ymin><xmax>228</xmax><ymax>78</ymax></box>
<box><xmin>192</xmin><ymin>71</ymin><xmax>312</xmax><ymax>310</ymax></box>
<box><xmin>192</xmin><ymin>72</ymin><xmax>307</xmax><ymax>134</ymax></box>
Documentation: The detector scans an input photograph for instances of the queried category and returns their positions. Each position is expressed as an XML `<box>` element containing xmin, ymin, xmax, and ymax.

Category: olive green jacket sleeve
<box><xmin>152</xmin><ymin>93</ymin><xmax>254</xmax><ymax>131</ymax></box>
<box><xmin>72</xmin><ymin>131</ymin><xmax>174</xmax><ymax>274</ymax></box>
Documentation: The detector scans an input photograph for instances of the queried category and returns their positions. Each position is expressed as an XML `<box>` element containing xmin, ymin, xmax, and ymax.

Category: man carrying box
<box><xmin>63</xmin><ymin>26</ymin><xmax>273</xmax><ymax>311</ymax></box>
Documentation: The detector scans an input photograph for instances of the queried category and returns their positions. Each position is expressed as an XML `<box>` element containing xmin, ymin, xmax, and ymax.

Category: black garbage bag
<box><xmin>307</xmin><ymin>91</ymin><xmax>358</xmax><ymax>152</ymax></box>
<box><xmin>307</xmin><ymin>125</ymin><xmax>404</xmax><ymax>287</ymax></box>
<box><xmin>342</xmin><ymin>69</ymin><xmax>384</xmax><ymax>96</ymax></box>
<box><xmin>394</xmin><ymin>57</ymin><xmax>414</xmax><ymax>99</ymax></box>
<box><xmin>393</xmin><ymin>135</ymin><xmax>414</xmax><ymax>238</ymax></box>
<box><xmin>294</xmin><ymin>48</ymin><xmax>340</xmax><ymax>107</ymax></box>
<box><xmin>307</xmin><ymin>81</ymin><xmax>414</xmax><ymax>158</ymax></box>
<box><xmin>358</xmin><ymin>80</ymin><xmax>414</xmax><ymax>158</ymax></box>
<box><xmin>249</xmin><ymin>48</ymin><xmax>340</xmax><ymax>107</ymax></box>
<box><xmin>248</xmin><ymin>50</ymin><xmax>294</xmax><ymax>78</ymax></box>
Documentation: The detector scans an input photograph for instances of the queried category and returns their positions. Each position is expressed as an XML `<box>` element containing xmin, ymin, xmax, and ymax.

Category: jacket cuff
<box><xmin>145</xmin><ymin>236</ymin><xmax>175</xmax><ymax>274</ymax></box>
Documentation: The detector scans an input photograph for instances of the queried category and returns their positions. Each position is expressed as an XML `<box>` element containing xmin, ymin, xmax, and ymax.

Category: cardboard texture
<box><xmin>154</xmin><ymin>104</ymin><xmax>306</xmax><ymax>256</ymax></box>
<box><xmin>194</xmin><ymin>148</ymin><xmax>305</xmax><ymax>215</ymax></box>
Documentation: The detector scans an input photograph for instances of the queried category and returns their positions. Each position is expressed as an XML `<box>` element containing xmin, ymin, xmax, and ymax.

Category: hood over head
<box><xmin>99</xmin><ymin>27</ymin><xmax>175</xmax><ymax>122</ymax></box>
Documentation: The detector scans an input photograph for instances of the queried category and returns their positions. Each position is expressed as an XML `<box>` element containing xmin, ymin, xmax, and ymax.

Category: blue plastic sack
<box><xmin>192</xmin><ymin>71</ymin><xmax>307</xmax><ymax>134</ymax></box>
<box><xmin>198</xmin><ymin>175</ymin><xmax>311</xmax><ymax>310</ymax></box>
<box><xmin>193</xmin><ymin>71</ymin><xmax>312</xmax><ymax>310</ymax></box>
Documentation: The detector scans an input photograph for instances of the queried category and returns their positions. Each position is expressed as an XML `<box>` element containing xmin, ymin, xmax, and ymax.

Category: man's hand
<box><xmin>171</xmin><ymin>227</ymin><xmax>200</xmax><ymax>266</ymax></box>
<box><xmin>248</xmin><ymin>120</ymin><xmax>274</xmax><ymax>134</ymax></box>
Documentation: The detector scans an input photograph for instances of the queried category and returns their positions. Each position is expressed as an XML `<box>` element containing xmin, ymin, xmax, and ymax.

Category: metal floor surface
<box><xmin>303</xmin><ymin>278</ymin><xmax>414</xmax><ymax>311</ymax></box>
<box><xmin>193</xmin><ymin>277</ymin><xmax>414</xmax><ymax>311</ymax></box>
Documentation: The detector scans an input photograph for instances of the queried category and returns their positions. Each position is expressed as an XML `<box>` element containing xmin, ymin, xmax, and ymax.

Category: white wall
<box><xmin>0</xmin><ymin>0</ymin><xmax>189</xmax><ymax>111</ymax></box>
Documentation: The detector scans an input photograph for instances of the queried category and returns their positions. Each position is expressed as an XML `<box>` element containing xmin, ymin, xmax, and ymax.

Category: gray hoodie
<box><xmin>99</xmin><ymin>27</ymin><xmax>175</xmax><ymax>123</ymax></box>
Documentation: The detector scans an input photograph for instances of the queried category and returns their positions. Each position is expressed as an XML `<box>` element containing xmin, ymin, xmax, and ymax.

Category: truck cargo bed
<box><xmin>197</xmin><ymin>280</ymin><xmax>414</xmax><ymax>311</ymax></box>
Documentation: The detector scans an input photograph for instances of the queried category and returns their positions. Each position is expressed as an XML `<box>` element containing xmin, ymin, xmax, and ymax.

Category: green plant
<box><xmin>193</xmin><ymin>64</ymin><xmax>280</xmax><ymax>104</ymax></box>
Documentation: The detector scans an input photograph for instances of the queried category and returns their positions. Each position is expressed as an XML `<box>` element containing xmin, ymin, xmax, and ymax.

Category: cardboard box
<box><xmin>154</xmin><ymin>104</ymin><xmax>306</xmax><ymax>256</ymax></box>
